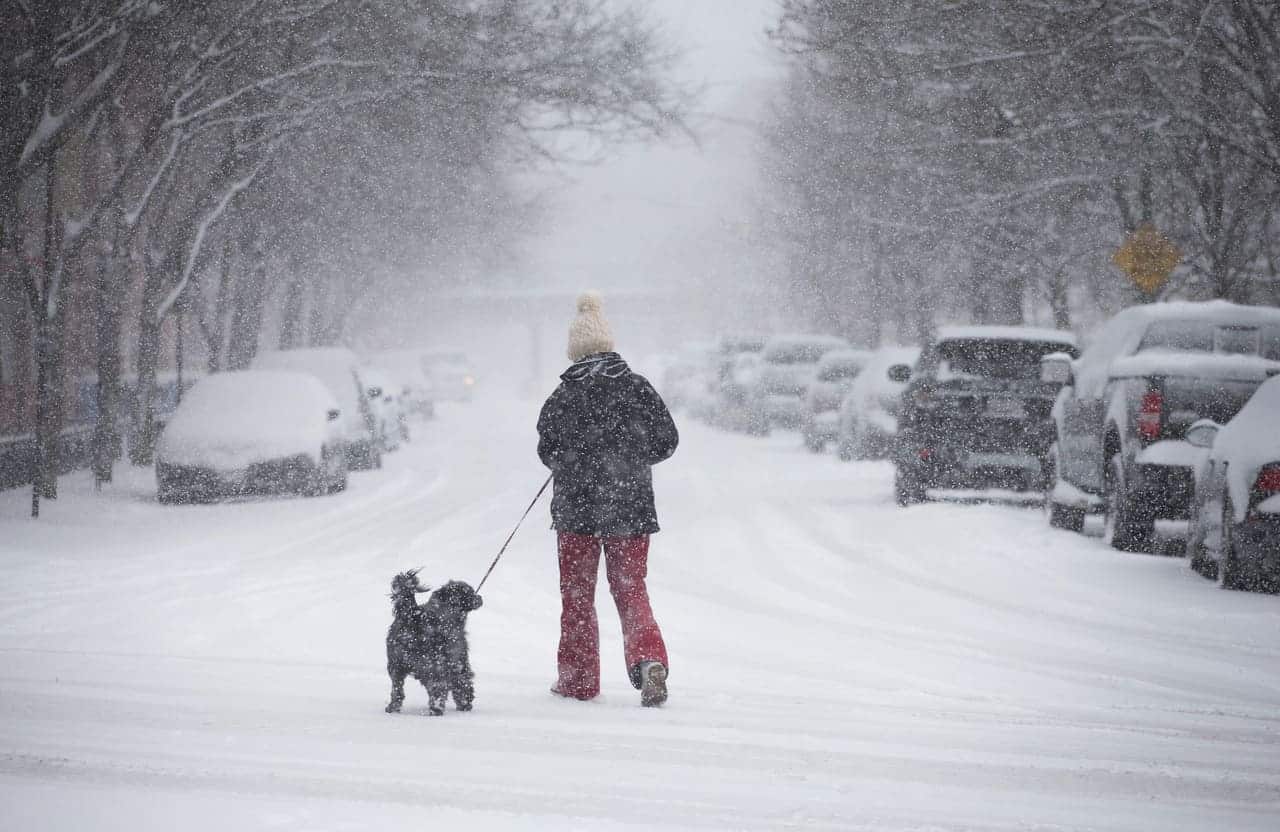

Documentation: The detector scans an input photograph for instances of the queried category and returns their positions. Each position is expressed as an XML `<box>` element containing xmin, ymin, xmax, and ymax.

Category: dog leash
<box><xmin>476</xmin><ymin>473</ymin><xmax>553</xmax><ymax>592</ymax></box>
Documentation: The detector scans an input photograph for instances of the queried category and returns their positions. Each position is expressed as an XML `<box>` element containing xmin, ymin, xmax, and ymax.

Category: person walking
<box><xmin>537</xmin><ymin>292</ymin><xmax>679</xmax><ymax>707</ymax></box>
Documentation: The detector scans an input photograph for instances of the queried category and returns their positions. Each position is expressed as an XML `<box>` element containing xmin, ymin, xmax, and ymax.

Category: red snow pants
<box><xmin>555</xmin><ymin>532</ymin><xmax>668</xmax><ymax>700</ymax></box>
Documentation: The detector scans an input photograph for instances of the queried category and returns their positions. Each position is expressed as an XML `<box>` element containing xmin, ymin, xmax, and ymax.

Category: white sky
<box><xmin>520</xmin><ymin>0</ymin><xmax>784</xmax><ymax>296</ymax></box>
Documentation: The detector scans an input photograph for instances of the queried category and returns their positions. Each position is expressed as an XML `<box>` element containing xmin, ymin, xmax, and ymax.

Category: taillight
<box><xmin>1255</xmin><ymin>465</ymin><xmax>1280</xmax><ymax>494</ymax></box>
<box><xmin>1137</xmin><ymin>389</ymin><xmax>1162</xmax><ymax>440</ymax></box>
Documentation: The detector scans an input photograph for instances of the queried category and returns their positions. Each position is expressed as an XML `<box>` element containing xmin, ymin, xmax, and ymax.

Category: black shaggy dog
<box><xmin>385</xmin><ymin>570</ymin><xmax>484</xmax><ymax>716</ymax></box>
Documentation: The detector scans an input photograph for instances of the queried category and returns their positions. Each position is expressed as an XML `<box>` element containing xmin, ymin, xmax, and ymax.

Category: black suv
<box><xmin>892</xmin><ymin>327</ymin><xmax>1080</xmax><ymax>505</ymax></box>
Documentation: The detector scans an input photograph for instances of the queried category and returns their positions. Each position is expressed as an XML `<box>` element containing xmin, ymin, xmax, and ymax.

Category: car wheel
<box><xmin>1217</xmin><ymin>499</ymin><xmax>1246</xmax><ymax>590</ymax></box>
<box><xmin>1044</xmin><ymin>444</ymin><xmax>1085</xmax><ymax>532</ymax></box>
<box><xmin>894</xmin><ymin>465</ymin><xmax>926</xmax><ymax>506</ymax></box>
<box><xmin>1103</xmin><ymin>453</ymin><xmax>1154</xmax><ymax>552</ymax></box>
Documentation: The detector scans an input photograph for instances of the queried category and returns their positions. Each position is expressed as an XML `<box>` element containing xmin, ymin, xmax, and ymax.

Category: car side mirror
<box><xmin>1185</xmin><ymin>419</ymin><xmax>1220</xmax><ymax>449</ymax></box>
<box><xmin>327</xmin><ymin>408</ymin><xmax>341</xmax><ymax>422</ymax></box>
<box><xmin>887</xmin><ymin>364</ymin><xmax>912</xmax><ymax>383</ymax></box>
<box><xmin>1040</xmin><ymin>353</ymin><xmax>1074</xmax><ymax>386</ymax></box>
<box><xmin>367</xmin><ymin>386</ymin><xmax>383</xmax><ymax>399</ymax></box>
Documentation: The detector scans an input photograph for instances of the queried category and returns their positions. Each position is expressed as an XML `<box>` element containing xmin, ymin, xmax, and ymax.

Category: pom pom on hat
<box><xmin>567</xmin><ymin>290</ymin><xmax>615</xmax><ymax>361</ymax></box>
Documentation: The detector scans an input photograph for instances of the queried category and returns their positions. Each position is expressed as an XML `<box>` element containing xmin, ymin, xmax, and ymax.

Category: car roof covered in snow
<box><xmin>1075</xmin><ymin>301</ymin><xmax>1280</xmax><ymax>398</ymax></box>
<box><xmin>936</xmin><ymin>325</ymin><xmax>1078</xmax><ymax>346</ymax></box>
<box><xmin>253</xmin><ymin>348</ymin><xmax>366</xmax><ymax>438</ymax></box>
<box><xmin>157</xmin><ymin>370</ymin><xmax>338</xmax><ymax>470</ymax></box>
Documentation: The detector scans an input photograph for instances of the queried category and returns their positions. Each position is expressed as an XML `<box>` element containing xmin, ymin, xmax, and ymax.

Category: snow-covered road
<box><xmin>3</xmin><ymin>395</ymin><xmax>1279</xmax><ymax>831</ymax></box>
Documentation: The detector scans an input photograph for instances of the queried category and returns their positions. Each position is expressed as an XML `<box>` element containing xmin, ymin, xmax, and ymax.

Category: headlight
<box><xmin>464</xmin><ymin>375</ymin><xmax>475</xmax><ymax>386</ymax></box>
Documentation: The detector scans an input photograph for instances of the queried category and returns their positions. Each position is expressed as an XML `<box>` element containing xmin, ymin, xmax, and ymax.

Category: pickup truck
<box><xmin>1042</xmin><ymin>301</ymin><xmax>1280</xmax><ymax>551</ymax></box>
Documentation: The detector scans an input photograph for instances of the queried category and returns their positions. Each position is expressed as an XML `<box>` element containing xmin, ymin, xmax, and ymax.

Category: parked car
<box><xmin>836</xmin><ymin>346</ymin><xmax>921</xmax><ymax>461</ymax></box>
<box><xmin>710</xmin><ymin>335</ymin><xmax>767</xmax><ymax>428</ymax></box>
<box><xmin>155</xmin><ymin>370</ymin><xmax>348</xmax><ymax>503</ymax></box>
<box><xmin>422</xmin><ymin>349</ymin><xmax>475</xmax><ymax>402</ymax></box>
<box><xmin>660</xmin><ymin>342</ymin><xmax>718</xmax><ymax>417</ymax></box>
<box><xmin>359</xmin><ymin>366</ymin><xmax>404</xmax><ymax>451</ymax></box>
<box><xmin>1043</xmin><ymin>301</ymin><xmax>1280</xmax><ymax>550</ymax></box>
<box><xmin>801</xmin><ymin>349</ymin><xmax>870</xmax><ymax>451</ymax></box>
<box><xmin>750</xmin><ymin>335</ymin><xmax>851</xmax><ymax>431</ymax></box>
<box><xmin>1183</xmin><ymin>376</ymin><xmax>1280</xmax><ymax>591</ymax></box>
<box><xmin>254</xmin><ymin>347</ymin><xmax>381</xmax><ymax>470</ymax></box>
<box><xmin>893</xmin><ymin>326</ymin><xmax>1080</xmax><ymax>505</ymax></box>
<box><xmin>716</xmin><ymin>352</ymin><xmax>768</xmax><ymax>434</ymax></box>
<box><xmin>366</xmin><ymin>350</ymin><xmax>436</xmax><ymax>419</ymax></box>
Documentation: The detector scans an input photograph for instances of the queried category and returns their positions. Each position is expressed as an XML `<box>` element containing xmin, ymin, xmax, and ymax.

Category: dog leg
<box><xmin>386</xmin><ymin>670</ymin><xmax>406</xmax><ymax>714</ymax></box>
<box><xmin>452</xmin><ymin>663</ymin><xmax>475</xmax><ymax>711</ymax></box>
<box><xmin>427</xmin><ymin>681</ymin><xmax>448</xmax><ymax>716</ymax></box>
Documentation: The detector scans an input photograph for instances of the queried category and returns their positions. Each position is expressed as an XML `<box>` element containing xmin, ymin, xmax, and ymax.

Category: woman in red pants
<box><xmin>537</xmin><ymin>292</ymin><xmax>679</xmax><ymax>706</ymax></box>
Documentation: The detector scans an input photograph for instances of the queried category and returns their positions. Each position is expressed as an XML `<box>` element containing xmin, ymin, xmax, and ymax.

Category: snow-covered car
<box><xmin>750</xmin><ymin>334</ymin><xmax>851</xmax><ymax>431</ymax></box>
<box><xmin>366</xmin><ymin>350</ymin><xmax>435</xmax><ymax>420</ymax></box>
<box><xmin>715</xmin><ymin>353</ymin><xmax>768</xmax><ymax>434</ymax></box>
<box><xmin>1184</xmin><ymin>376</ymin><xmax>1280</xmax><ymax>591</ymax></box>
<box><xmin>801</xmin><ymin>349</ymin><xmax>870</xmax><ymax>452</ymax></box>
<box><xmin>660</xmin><ymin>342</ymin><xmax>718</xmax><ymax>417</ymax></box>
<box><xmin>1044</xmin><ymin>301</ymin><xmax>1280</xmax><ymax>550</ymax></box>
<box><xmin>422</xmin><ymin>349</ymin><xmax>476</xmax><ymax>402</ymax></box>
<box><xmin>894</xmin><ymin>326</ymin><xmax>1079</xmax><ymax>505</ymax></box>
<box><xmin>155</xmin><ymin>370</ymin><xmax>348</xmax><ymax>503</ymax></box>
<box><xmin>836</xmin><ymin>345</ymin><xmax>921</xmax><ymax>461</ymax></box>
<box><xmin>254</xmin><ymin>347</ymin><xmax>381</xmax><ymax>470</ymax></box>
<box><xmin>359</xmin><ymin>367</ymin><xmax>404</xmax><ymax>451</ymax></box>
<box><xmin>709</xmin><ymin>334</ymin><xmax>767</xmax><ymax>428</ymax></box>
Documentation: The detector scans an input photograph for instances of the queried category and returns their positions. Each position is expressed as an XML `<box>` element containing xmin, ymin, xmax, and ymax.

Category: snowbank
<box><xmin>156</xmin><ymin>371</ymin><xmax>339</xmax><ymax>470</ymax></box>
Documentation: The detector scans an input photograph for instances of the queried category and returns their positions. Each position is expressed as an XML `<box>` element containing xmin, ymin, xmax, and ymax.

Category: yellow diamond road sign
<box><xmin>1112</xmin><ymin>223</ymin><xmax>1181</xmax><ymax>295</ymax></box>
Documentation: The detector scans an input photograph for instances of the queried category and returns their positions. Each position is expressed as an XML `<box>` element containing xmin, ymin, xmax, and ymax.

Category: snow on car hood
<box><xmin>157</xmin><ymin>371</ymin><xmax>340</xmax><ymax>471</ymax></box>
<box><xmin>1210</xmin><ymin>375</ymin><xmax>1280</xmax><ymax>522</ymax></box>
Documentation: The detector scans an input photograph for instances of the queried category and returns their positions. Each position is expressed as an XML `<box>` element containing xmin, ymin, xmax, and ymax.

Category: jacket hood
<box><xmin>561</xmin><ymin>352</ymin><xmax>630</xmax><ymax>382</ymax></box>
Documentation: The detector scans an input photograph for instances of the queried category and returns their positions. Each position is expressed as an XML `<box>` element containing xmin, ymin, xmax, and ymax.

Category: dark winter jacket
<box><xmin>537</xmin><ymin>352</ymin><xmax>678</xmax><ymax>535</ymax></box>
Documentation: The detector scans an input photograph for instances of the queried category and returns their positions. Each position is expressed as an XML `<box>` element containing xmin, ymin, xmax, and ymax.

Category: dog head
<box><xmin>390</xmin><ymin>568</ymin><xmax>430</xmax><ymax>599</ymax></box>
<box><xmin>431</xmin><ymin>580</ymin><xmax>483</xmax><ymax>613</ymax></box>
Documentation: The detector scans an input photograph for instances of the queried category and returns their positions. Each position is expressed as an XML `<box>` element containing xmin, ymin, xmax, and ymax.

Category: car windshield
<box><xmin>935</xmin><ymin>339</ymin><xmax>1075</xmax><ymax>381</ymax></box>
<box><xmin>1139</xmin><ymin>320</ymin><xmax>1280</xmax><ymax>359</ymax></box>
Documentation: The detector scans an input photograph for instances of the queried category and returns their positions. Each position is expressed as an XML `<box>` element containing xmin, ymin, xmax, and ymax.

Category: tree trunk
<box><xmin>1050</xmin><ymin>266</ymin><xmax>1071</xmax><ymax>331</ymax></box>
<box><xmin>278</xmin><ymin>275</ymin><xmax>306</xmax><ymax>350</ymax></box>
<box><xmin>91</xmin><ymin>233</ymin><xmax>125</xmax><ymax>486</ymax></box>
<box><xmin>226</xmin><ymin>242</ymin><xmax>267</xmax><ymax>370</ymax></box>
<box><xmin>130</xmin><ymin>260</ymin><xmax>165</xmax><ymax>467</ymax></box>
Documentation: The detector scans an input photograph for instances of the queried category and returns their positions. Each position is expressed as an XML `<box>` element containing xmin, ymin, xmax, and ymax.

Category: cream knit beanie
<box><xmin>567</xmin><ymin>291</ymin><xmax>615</xmax><ymax>361</ymax></box>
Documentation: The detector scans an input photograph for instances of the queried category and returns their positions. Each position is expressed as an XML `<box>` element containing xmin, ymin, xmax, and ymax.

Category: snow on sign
<box><xmin>1112</xmin><ymin>223</ymin><xmax>1182</xmax><ymax>295</ymax></box>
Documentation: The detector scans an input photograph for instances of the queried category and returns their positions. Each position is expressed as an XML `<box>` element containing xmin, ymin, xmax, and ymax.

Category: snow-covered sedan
<box><xmin>156</xmin><ymin>370</ymin><xmax>348</xmax><ymax>504</ymax></box>
<box><xmin>255</xmin><ymin>347</ymin><xmax>381</xmax><ymax>470</ymax></box>
<box><xmin>1184</xmin><ymin>376</ymin><xmax>1280</xmax><ymax>592</ymax></box>
<box><xmin>836</xmin><ymin>346</ymin><xmax>921</xmax><ymax>461</ymax></box>
<box><xmin>801</xmin><ymin>349</ymin><xmax>870</xmax><ymax>452</ymax></box>
<box><xmin>750</xmin><ymin>334</ymin><xmax>851</xmax><ymax>431</ymax></box>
